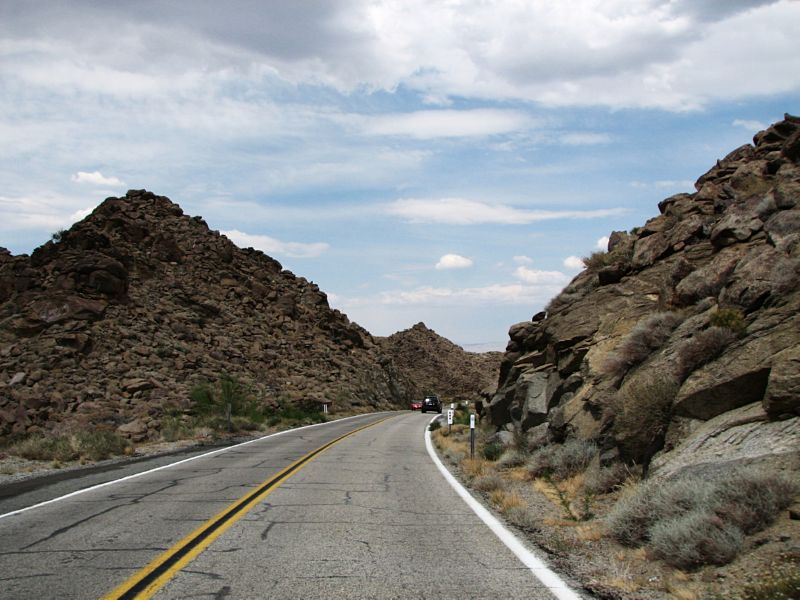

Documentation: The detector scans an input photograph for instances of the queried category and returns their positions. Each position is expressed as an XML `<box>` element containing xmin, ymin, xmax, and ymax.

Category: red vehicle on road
<box><xmin>410</xmin><ymin>400</ymin><xmax>422</xmax><ymax>410</ymax></box>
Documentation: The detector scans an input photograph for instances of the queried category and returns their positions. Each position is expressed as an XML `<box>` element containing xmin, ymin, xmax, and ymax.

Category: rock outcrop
<box><xmin>488</xmin><ymin>114</ymin><xmax>800</xmax><ymax>478</ymax></box>
<box><xmin>379</xmin><ymin>322</ymin><xmax>501</xmax><ymax>405</ymax></box>
<box><xmin>0</xmin><ymin>190</ymin><xmax>416</xmax><ymax>440</ymax></box>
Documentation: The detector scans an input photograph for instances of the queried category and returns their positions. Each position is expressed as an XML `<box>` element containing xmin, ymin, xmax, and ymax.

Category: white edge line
<box><xmin>424</xmin><ymin>415</ymin><xmax>583</xmax><ymax>600</ymax></box>
<box><xmin>0</xmin><ymin>412</ymin><xmax>379</xmax><ymax>521</ymax></box>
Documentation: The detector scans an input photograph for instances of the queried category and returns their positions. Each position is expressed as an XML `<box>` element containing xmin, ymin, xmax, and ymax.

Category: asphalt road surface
<box><xmin>0</xmin><ymin>412</ymin><xmax>572</xmax><ymax>599</ymax></box>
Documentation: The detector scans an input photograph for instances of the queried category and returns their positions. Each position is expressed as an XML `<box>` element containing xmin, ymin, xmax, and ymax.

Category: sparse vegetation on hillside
<box><xmin>674</xmin><ymin>326</ymin><xmax>738</xmax><ymax>381</ymax></box>
<box><xmin>602</xmin><ymin>311</ymin><xmax>684</xmax><ymax>379</ymax></box>
<box><xmin>610</xmin><ymin>372</ymin><xmax>679</xmax><ymax>466</ymax></box>
<box><xmin>709</xmin><ymin>307</ymin><xmax>747</xmax><ymax>335</ymax></box>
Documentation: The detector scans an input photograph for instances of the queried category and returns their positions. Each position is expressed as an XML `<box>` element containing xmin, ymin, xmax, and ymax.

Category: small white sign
<box><xmin>447</xmin><ymin>409</ymin><xmax>454</xmax><ymax>425</ymax></box>
<box><xmin>450</xmin><ymin>403</ymin><xmax>455</xmax><ymax>409</ymax></box>
<box><xmin>470</xmin><ymin>414</ymin><xmax>476</xmax><ymax>429</ymax></box>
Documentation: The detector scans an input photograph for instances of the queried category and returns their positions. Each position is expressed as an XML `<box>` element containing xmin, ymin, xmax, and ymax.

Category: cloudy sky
<box><xmin>2</xmin><ymin>1</ymin><xmax>798</xmax><ymax>350</ymax></box>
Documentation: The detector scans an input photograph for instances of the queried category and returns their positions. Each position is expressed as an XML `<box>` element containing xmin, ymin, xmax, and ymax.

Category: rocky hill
<box><xmin>488</xmin><ymin>114</ymin><xmax>800</xmax><ymax>479</ymax></box>
<box><xmin>379</xmin><ymin>322</ymin><xmax>502</xmax><ymax>405</ymax></box>
<box><xmin>0</xmin><ymin>190</ymin><xmax>419</xmax><ymax>441</ymax></box>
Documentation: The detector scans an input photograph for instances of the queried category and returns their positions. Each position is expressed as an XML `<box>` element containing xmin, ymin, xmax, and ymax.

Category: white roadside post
<box><xmin>447</xmin><ymin>408</ymin><xmax>454</xmax><ymax>434</ymax></box>
<box><xmin>470</xmin><ymin>413</ymin><xmax>476</xmax><ymax>459</ymax></box>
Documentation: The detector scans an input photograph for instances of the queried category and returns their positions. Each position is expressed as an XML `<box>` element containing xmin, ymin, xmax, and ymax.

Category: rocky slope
<box><xmin>379</xmin><ymin>322</ymin><xmax>501</xmax><ymax>405</ymax></box>
<box><xmin>0</xmin><ymin>190</ymin><xmax>418</xmax><ymax>441</ymax></box>
<box><xmin>488</xmin><ymin>114</ymin><xmax>800</xmax><ymax>479</ymax></box>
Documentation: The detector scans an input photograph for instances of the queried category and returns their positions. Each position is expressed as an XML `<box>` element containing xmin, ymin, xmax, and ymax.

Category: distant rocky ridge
<box><xmin>0</xmin><ymin>190</ymin><xmax>485</xmax><ymax>441</ymax></box>
<box><xmin>489</xmin><ymin>114</ymin><xmax>800</xmax><ymax>478</ymax></box>
<box><xmin>379</xmin><ymin>322</ymin><xmax>502</xmax><ymax>405</ymax></box>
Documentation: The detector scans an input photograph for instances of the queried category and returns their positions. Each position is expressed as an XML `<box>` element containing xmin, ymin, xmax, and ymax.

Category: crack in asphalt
<box><xmin>260</xmin><ymin>521</ymin><xmax>276</xmax><ymax>541</ymax></box>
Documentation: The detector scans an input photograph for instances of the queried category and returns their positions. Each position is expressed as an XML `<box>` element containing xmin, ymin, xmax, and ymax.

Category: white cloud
<box><xmin>2</xmin><ymin>2</ymin><xmax>797</xmax><ymax>112</ymax></box>
<box><xmin>513</xmin><ymin>265</ymin><xmax>571</xmax><ymax>285</ymax></box>
<box><xmin>563</xmin><ymin>256</ymin><xmax>585</xmax><ymax>270</ymax></box>
<box><xmin>513</xmin><ymin>255</ymin><xmax>533</xmax><ymax>265</ymax></box>
<box><xmin>629</xmin><ymin>180</ymin><xmax>694</xmax><ymax>190</ymax></box>
<box><xmin>71</xmin><ymin>171</ymin><xmax>124</xmax><ymax>186</ymax></box>
<box><xmin>596</xmin><ymin>235</ymin><xmax>610</xmax><ymax>250</ymax></box>
<box><xmin>363</xmin><ymin>109</ymin><xmax>536</xmax><ymax>139</ymax></box>
<box><xmin>435</xmin><ymin>254</ymin><xmax>473</xmax><ymax>270</ymax></box>
<box><xmin>385</xmin><ymin>198</ymin><xmax>626</xmax><ymax>225</ymax></box>
<box><xmin>0</xmin><ymin>193</ymin><xmax>98</xmax><ymax>234</ymax></box>
<box><xmin>733</xmin><ymin>118</ymin><xmax>767</xmax><ymax>132</ymax></box>
<box><xmin>560</xmin><ymin>132</ymin><xmax>612</xmax><ymax>146</ymax></box>
<box><xmin>222</xmin><ymin>229</ymin><xmax>329</xmax><ymax>258</ymax></box>
<box><xmin>377</xmin><ymin>283</ymin><xmax>565</xmax><ymax>306</ymax></box>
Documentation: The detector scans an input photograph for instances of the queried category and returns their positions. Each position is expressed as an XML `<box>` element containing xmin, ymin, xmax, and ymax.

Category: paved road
<box><xmin>0</xmin><ymin>412</ymin><xmax>566</xmax><ymax>599</ymax></box>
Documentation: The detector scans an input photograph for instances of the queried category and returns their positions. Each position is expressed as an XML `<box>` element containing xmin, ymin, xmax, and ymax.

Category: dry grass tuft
<box><xmin>490</xmin><ymin>489</ymin><xmax>526</xmax><ymax>513</ymax></box>
<box><xmin>462</xmin><ymin>458</ymin><xmax>488</xmax><ymax>480</ymax></box>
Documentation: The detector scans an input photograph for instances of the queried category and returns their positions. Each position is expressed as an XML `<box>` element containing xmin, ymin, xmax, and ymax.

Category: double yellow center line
<box><xmin>104</xmin><ymin>416</ymin><xmax>392</xmax><ymax>599</ymax></box>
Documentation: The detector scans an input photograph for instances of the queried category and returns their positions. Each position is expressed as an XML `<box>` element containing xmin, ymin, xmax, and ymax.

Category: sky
<box><xmin>1</xmin><ymin>1</ymin><xmax>799</xmax><ymax>351</ymax></box>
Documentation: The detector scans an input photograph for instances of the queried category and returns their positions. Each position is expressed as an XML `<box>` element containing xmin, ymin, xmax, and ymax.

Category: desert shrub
<box><xmin>428</xmin><ymin>420</ymin><xmax>442</xmax><ymax>432</ymax></box>
<box><xmin>611</xmin><ymin>372</ymin><xmax>678</xmax><ymax>465</ymax></box>
<box><xmin>603</xmin><ymin>312</ymin><xmax>683</xmax><ymax>379</ymax></box>
<box><xmin>482</xmin><ymin>441</ymin><xmax>504</xmax><ymax>461</ymax></box>
<box><xmin>51</xmin><ymin>229</ymin><xmax>68</xmax><ymax>243</ymax></box>
<box><xmin>9</xmin><ymin>430</ymin><xmax>131</xmax><ymax>462</ymax></box>
<box><xmin>526</xmin><ymin>438</ymin><xmax>598</xmax><ymax>480</ymax></box>
<box><xmin>583</xmin><ymin>250</ymin><xmax>614</xmax><ymax>270</ymax></box>
<box><xmin>474</xmin><ymin>473</ymin><xmax>504</xmax><ymax>492</ymax></box>
<box><xmin>496</xmin><ymin>449</ymin><xmax>527</xmax><ymax>469</ymax></box>
<box><xmin>582</xmin><ymin>462</ymin><xmax>631</xmax><ymax>495</ymax></box>
<box><xmin>160</xmin><ymin>416</ymin><xmax>194</xmax><ymax>442</ymax></box>
<box><xmin>72</xmin><ymin>430</ymin><xmax>131</xmax><ymax>461</ymax></box>
<box><xmin>505</xmin><ymin>505</ymin><xmax>540</xmax><ymax>531</ymax></box>
<box><xmin>9</xmin><ymin>435</ymin><xmax>76</xmax><ymax>462</ymax></box>
<box><xmin>674</xmin><ymin>326</ymin><xmax>737</xmax><ymax>381</ymax></box>
<box><xmin>453</xmin><ymin>409</ymin><xmax>471</xmax><ymax>426</ymax></box>
<box><xmin>709</xmin><ymin>307</ymin><xmax>747</xmax><ymax>335</ymax></box>
<box><xmin>649</xmin><ymin>510</ymin><xmax>743</xmax><ymax>569</ymax></box>
<box><xmin>606</xmin><ymin>465</ymin><xmax>798</xmax><ymax>569</ymax></box>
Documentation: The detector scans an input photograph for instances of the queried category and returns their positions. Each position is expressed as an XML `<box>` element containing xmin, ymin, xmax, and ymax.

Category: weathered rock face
<box><xmin>378</xmin><ymin>322</ymin><xmax>501</xmax><ymax>405</ymax></box>
<box><xmin>0</xmin><ymin>190</ymin><xmax>416</xmax><ymax>440</ymax></box>
<box><xmin>489</xmin><ymin>115</ymin><xmax>800</xmax><ymax>477</ymax></box>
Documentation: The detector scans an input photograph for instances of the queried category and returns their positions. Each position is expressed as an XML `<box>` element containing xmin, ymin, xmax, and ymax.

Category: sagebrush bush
<box><xmin>583</xmin><ymin>250</ymin><xmax>614</xmax><ymax>270</ymax></box>
<box><xmin>648</xmin><ymin>510</ymin><xmax>743</xmax><ymax>569</ymax></box>
<box><xmin>605</xmin><ymin>465</ymin><xmax>798</xmax><ymax>569</ymax></box>
<box><xmin>611</xmin><ymin>372</ymin><xmax>678</xmax><ymax>465</ymax></box>
<box><xmin>582</xmin><ymin>462</ymin><xmax>631</xmax><ymax>495</ymax></box>
<box><xmin>505</xmin><ymin>505</ymin><xmax>540</xmax><ymax>530</ymax></box>
<box><xmin>474</xmin><ymin>473</ymin><xmax>504</xmax><ymax>492</ymax></box>
<box><xmin>526</xmin><ymin>438</ymin><xmax>598</xmax><ymax>480</ymax></box>
<box><xmin>496</xmin><ymin>449</ymin><xmax>527</xmax><ymax>469</ymax></box>
<box><xmin>709</xmin><ymin>307</ymin><xmax>747</xmax><ymax>335</ymax></box>
<box><xmin>428</xmin><ymin>420</ymin><xmax>442</xmax><ymax>432</ymax></box>
<box><xmin>674</xmin><ymin>326</ymin><xmax>737</xmax><ymax>381</ymax></box>
<box><xmin>603</xmin><ymin>312</ymin><xmax>683</xmax><ymax>379</ymax></box>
